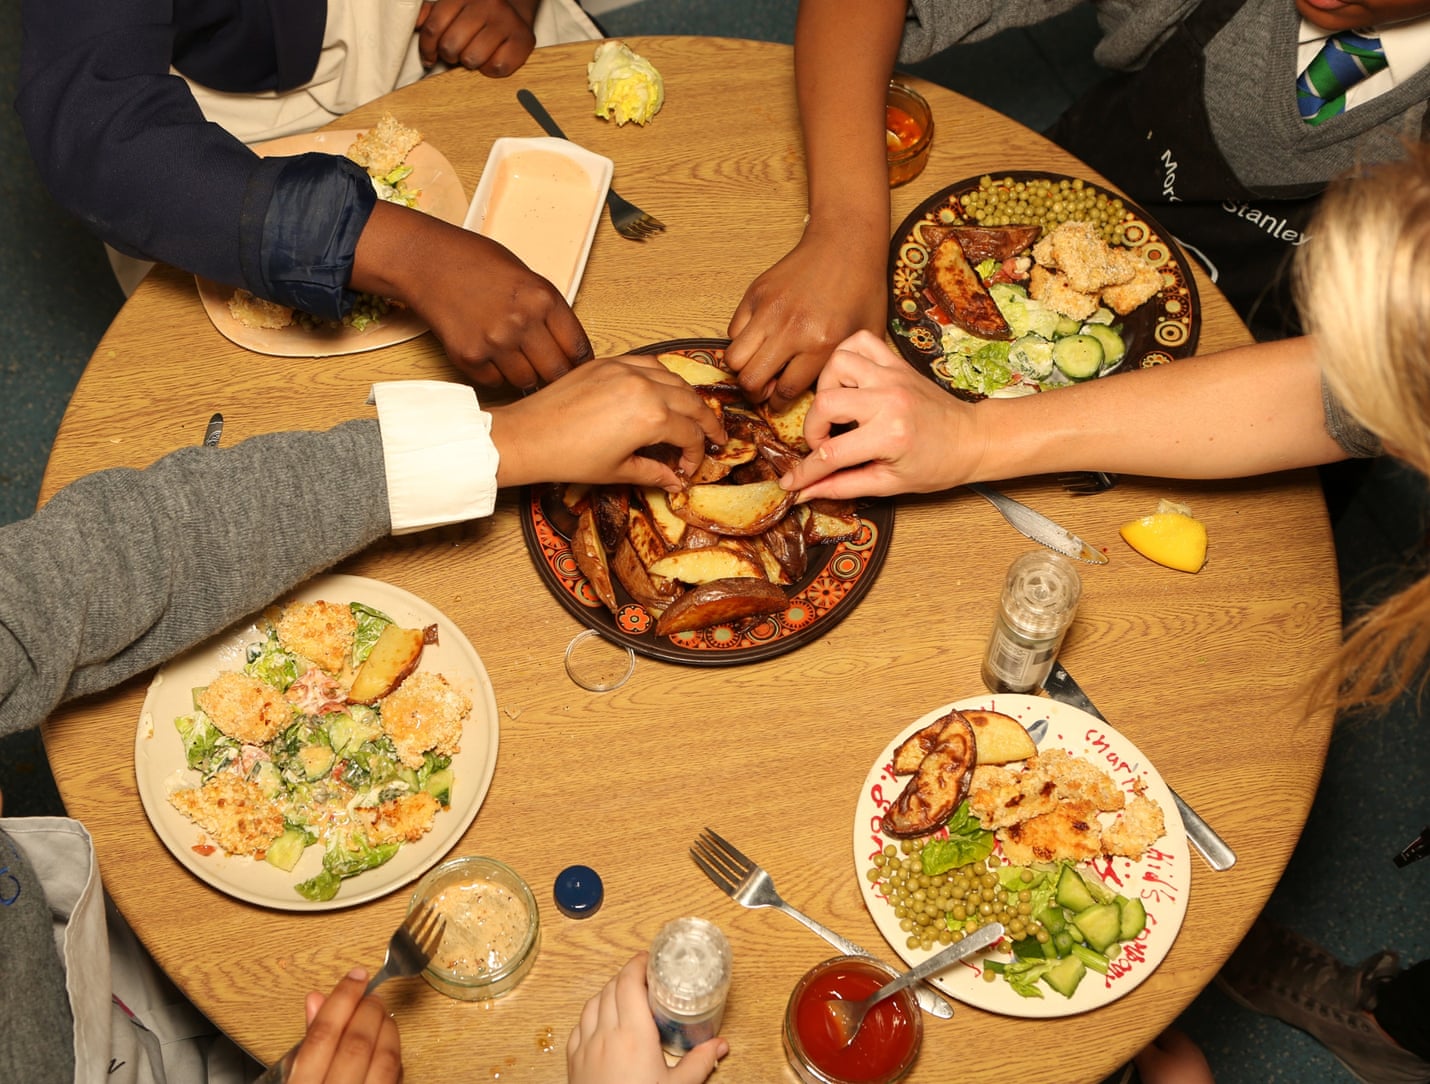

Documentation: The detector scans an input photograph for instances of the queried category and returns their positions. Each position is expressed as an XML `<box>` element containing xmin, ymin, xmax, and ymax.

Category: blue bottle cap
<box><xmin>554</xmin><ymin>864</ymin><xmax>604</xmax><ymax>918</ymax></box>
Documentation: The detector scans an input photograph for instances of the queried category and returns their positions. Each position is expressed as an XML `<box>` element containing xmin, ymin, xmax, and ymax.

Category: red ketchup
<box><xmin>787</xmin><ymin>958</ymin><xmax>920</xmax><ymax>1083</ymax></box>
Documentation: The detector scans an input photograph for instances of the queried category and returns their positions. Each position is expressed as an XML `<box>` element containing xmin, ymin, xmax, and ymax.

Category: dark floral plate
<box><xmin>520</xmin><ymin>339</ymin><xmax>894</xmax><ymax>667</ymax></box>
<box><xmin>887</xmin><ymin>171</ymin><xmax>1201</xmax><ymax>400</ymax></box>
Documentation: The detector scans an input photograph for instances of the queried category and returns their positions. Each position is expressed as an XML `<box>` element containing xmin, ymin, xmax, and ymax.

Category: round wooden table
<box><xmin>39</xmin><ymin>37</ymin><xmax>1339</xmax><ymax>1084</ymax></box>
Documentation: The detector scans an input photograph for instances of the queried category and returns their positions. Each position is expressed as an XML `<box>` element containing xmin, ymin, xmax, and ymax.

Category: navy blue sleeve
<box><xmin>16</xmin><ymin>0</ymin><xmax>372</xmax><ymax>320</ymax></box>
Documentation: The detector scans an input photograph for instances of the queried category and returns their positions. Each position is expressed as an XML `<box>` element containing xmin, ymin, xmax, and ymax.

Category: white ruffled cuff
<box><xmin>371</xmin><ymin>381</ymin><xmax>499</xmax><ymax>534</ymax></box>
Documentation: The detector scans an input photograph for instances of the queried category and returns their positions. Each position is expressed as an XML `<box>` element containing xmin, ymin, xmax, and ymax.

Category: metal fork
<box><xmin>691</xmin><ymin>828</ymin><xmax>953</xmax><ymax>1019</ymax></box>
<box><xmin>255</xmin><ymin>900</ymin><xmax>447</xmax><ymax>1083</ymax></box>
<box><xmin>1060</xmin><ymin>471</ymin><xmax>1119</xmax><ymax>495</ymax></box>
<box><xmin>516</xmin><ymin>89</ymin><xmax>666</xmax><ymax>241</ymax></box>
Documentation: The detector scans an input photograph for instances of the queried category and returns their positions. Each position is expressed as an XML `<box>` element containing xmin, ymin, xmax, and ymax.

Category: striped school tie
<box><xmin>1297</xmin><ymin>29</ymin><xmax>1388</xmax><ymax>125</ymax></box>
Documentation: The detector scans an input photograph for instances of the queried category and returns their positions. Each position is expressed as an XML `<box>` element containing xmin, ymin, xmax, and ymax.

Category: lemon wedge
<box><xmin>1119</xmin><ymin>502</ymin><xmax>1208</xmax><ymax>573</ymax></box>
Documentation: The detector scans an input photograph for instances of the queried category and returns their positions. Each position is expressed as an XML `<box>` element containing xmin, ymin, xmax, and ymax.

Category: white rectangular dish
<box><xmin>464</xmin><ymin>136</ymin><xmax>613</xmax><ymax>305</ymax></box>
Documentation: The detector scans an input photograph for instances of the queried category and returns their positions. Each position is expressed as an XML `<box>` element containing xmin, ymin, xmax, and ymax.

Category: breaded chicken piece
<box><xmin>1038</xmin><ymin>748</ymin><xmax>1126</xmax><ymax>813</ymax></box>
<box><xmin>1033</xmin><ymin>222</ymin><xmax>1138</xmax><ymax>294</ymax></box>
<box><xmin>1101</xmin><ymin>259</ymin><xmax>1164</xmax><ymax>314</ymax></box>
<box><xmin>1028</xmin><ymin>264</ymin><xmax>1101</xmax><ymax>321</ymax></box>
<box><xmin>227</xmin><ymin>289</ymin><xmax>293</xmax><ymax>329</ymax></box>
<box><xmin>358</xmin><ymin>791</ymin><xmax>440</xmax><ymax>845</ymax></box>
<box><xmin>380</xmin><ymin>672</ymin><xmax>470</xmax><ymax>768</ymax></box>
<box><xmin>276</xmin><ymin>600</ymin><xmax>357</xmax><ymax>674</ymax></box>
<box><xmin>168</xmin><ymin>774</ymin><xmax>285</xmax><ymax>856</ymax></box>
<box><xmin>198</xmin><ymin>671</ymin><xmax>292</xmax><ymax>745</ymax></box>
<box><xmin>345</xmin><ymin>114</ymin><xmax>422</xmax><ymax>178</ymax></box>
<box><xmin>967</xmin><ymin>761</ymin><xmax>1059</xmax><ymax>831</ymax></box>
<box><xmin>999</xmin><ymin>800</ymin><xmax>1103</xmax><ymax>864</ymax></box>
<box><xmin>1101</xmin><ymin>795</ymin><xmax>1167</xmax><ymax>860</ymax></box>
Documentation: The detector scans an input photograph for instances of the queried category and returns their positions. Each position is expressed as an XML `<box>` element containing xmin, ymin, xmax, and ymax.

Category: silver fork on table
<box><xmin>254</xmin><ymin>900</ymin><xmax>447</xmax><ymax>1083</ymax></box>
<box><xmin>691</xmin><ymin>828</ymin><xmax>954</xmax><ymax>1019</ymax></box>
<box><xmin>516</xmin><ymin>89</ymin><xmax>666</xmax><ymax>241</ymax></box>
<box><xmin>1059</xmin><ymin>471</ymin><xmax>1119</xmax><ymax>495</ymax></box>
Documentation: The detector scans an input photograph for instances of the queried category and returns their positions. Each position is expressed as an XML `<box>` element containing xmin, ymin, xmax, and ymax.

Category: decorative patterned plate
<box><xmin>853</xmin><ymin>693</ymin><xmax>1190</xmax><ymax>1018</ymax></box>
<box><xmin>887</xmin><ymin>172</ymin><xmax>1201</xmax><ymax>400</ymax></box>
<box><xmin>196</xmin><ymin>131</ymin><xmax>467</xmax><ymax>358</ymax></box>
<box><xmin>135</xmin><ymin>574</ymin><xmax>499</xmax><ymax>911</ymax></box>
<box><xmin>520</xmin><ymin>339</ymin><xmax>894</xmax><ymax>667</ymax></box>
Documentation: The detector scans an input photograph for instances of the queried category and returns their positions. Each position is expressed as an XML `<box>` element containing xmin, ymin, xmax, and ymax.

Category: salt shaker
<box><xmin>981</xmin><ymin>550</ymin><xmax>1082</xmax><ymax>694</ymax></box>
<box><xmin>647</xmin><ymin>916</ymin><xmax>732</xmax><ymax>1055</ymax></box>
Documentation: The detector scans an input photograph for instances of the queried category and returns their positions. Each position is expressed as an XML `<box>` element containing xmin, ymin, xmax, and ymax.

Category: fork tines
<box><xmin>1060</xmin><ymin>471</ymin><xmax>1119</xmax><ymax>495</ymax></box>
<box><xmin>406</xmin><ymin>899</ymin><xmax>448</xmax><ymax>963</ymax></box>
<box><xmin>691</xmin><ymin>828</ymin><xmax>751</xmax><ymax>891</ymax></box>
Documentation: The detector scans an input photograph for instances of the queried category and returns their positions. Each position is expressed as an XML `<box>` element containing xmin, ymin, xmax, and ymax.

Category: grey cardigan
<box><xmin>0</xmin><ymin>420</ymin><xmax>390</xmax><ymax>738</ymax></box>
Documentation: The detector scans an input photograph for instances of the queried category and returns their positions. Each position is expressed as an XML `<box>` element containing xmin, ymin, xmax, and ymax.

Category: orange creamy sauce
<box><xmin>885</xmin><ymin>105</ymin><xmax>923</xmax><ymax>151</ymax></box>
<box><xmin>478</xmin><ymin>149</ymin><xmax>599</xmax><ymax>296</ymax></box>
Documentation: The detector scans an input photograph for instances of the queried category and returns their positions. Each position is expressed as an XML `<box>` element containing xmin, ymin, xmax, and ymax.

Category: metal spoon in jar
<box><xmin>825</xmin><ymin>923</ymin><xmax>1005</xmax><ymax>1049</ymax></box>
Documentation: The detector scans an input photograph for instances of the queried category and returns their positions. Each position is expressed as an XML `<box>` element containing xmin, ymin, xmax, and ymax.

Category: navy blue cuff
<box><xmin>251</xmin><ymin>153</ymin><xmax>377</xmax><ymax>321</ymax></box>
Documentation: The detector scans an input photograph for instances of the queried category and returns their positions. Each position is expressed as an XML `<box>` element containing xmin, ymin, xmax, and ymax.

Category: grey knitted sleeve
<box><xmin>1321</xmin><ymin>380</ymin><xmax>1383</xmax><ymax>459</ymax></box>
<box><xmin>0</xmin><ymin>419</ymin><xmax>391</xmax><ymax>737</ymax></box>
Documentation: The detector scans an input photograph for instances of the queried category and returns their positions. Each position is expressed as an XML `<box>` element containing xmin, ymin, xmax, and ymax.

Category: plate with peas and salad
<box><xmin>887</xmin><ymin>171</ymin><xmax>1201</xmax><ymax>401</ymax></box>
<box><xmin>134</xmin><ymin>574</ymin><xmax>499</xmax><ymax>911</ymax></box>
<box><xmin>852</xmin><ymin>693</ymin><xmax>1190</xmax><ymax>1018</ymax></box>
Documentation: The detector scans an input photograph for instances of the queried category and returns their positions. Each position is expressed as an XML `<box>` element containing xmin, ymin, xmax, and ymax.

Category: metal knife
<box><xmin>202</xmin><ymin>412</ymin><xmax>224</xmax><ymax>447</ymax></box>
<box><xmin>1041</xmin><ymin>660</ymin><xmax>1237</xmax><ymax>871</ymax></box>
<box><xmin>967</xmin><ymin>483</ymin><xmax>1108</xmax><ymax>564</ymax></box>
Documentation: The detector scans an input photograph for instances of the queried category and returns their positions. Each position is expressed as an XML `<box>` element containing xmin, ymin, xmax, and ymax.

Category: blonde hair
<box><xmin>1297</xmin><ymin>142</ymin><xmax>1430</xmax><ymax>711</ymax></box>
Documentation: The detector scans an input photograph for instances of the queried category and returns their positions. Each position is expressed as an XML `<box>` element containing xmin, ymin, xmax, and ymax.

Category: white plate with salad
<box><xmin>851</xmin><ymin>693</ymin><xmax>1190</xmax><ymax>1018</ymax></box>
<box><xmin>135</xmin><ymin>574</ymin><xmax>499</xmax><ymax>911</ymax></box>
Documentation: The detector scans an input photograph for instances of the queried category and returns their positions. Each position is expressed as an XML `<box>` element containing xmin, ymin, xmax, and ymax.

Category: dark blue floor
<box><xmin>2</xmin><ymin>2</ymin><xmax>1425</xmax><ymax>1081</ymax></box>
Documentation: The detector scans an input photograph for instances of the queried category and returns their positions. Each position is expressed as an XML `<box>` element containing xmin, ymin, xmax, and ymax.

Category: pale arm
<box><xmin>782</xmin><ymin>331</ymin><xmax>1347</xmax><ymax>500</ymax></box>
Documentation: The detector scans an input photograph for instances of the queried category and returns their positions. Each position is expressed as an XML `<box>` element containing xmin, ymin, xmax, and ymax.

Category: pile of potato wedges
<box><xmin>556</xmin><ymin>353</ymin><xmax>868</xmax><ymax>637</ymax></box>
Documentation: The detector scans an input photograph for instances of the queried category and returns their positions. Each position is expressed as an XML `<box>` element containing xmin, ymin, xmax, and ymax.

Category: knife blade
<box><xmin>967</xmin><ymin>483</ymin><xmax>1108</xmax><ymax>564</ymax></box>
<box><xmin>1041</xmin><ymin>660</ymin><xmax>1236</xmax><ymax>871</ymax></box>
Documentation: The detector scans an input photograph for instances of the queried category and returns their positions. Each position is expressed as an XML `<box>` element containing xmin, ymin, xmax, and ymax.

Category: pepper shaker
<box><xmin>981</xmin><ymin>550</ymin><xmax>1082</xmax><ymax>694</ymax></box>
<box><xmin>647</xmin><ymin>916</ymin><xmax>732</xmax><ymax>1055</ymax></box>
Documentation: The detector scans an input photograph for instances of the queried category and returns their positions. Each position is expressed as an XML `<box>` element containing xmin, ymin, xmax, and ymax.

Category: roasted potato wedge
<box><xmin>804</xmin><ymin>507</ymin><xmax>864</xmax><ymax>545</ymax></box>
<box><xmin>593</xmin><ymin>487</ymin><xmax>630</xmax><ymax>553</ymax></box>
<box><xmin>657</xmin><ymin>352</ymin><xmax>738</xmax><ymax>387</ymax></box>
<box><xmin>760</xmin><ymin>514</ymin><xmax>808</xmax><ymax>584</ymax></box>
<box><xmin>647</xmin><ymin>545</ymin><xmax>766</xmax><ymax>584</ymax></box>
<box><xmin>669</xmin><ymin>480</ymin><xmax>796</xmax><ymax>537</ymax></box>
<box><xmin>572</xmin><ymin>507</ymin><xmax>618</xmax><ymax>612</ymax></box>
<box><xmin>688</xmin><ymin>436</ymin><xmax>758</xmax><ymax>485</ymax></box>
<box><xmin>963</xmin><ymin>708</ymin><xmax>1038</xmax><ymax>765</ymax></box>
<box><xmin>928</xmin><ymin>235</ymin><xmax>1012</xmax><ymax>340</ymax></box>
<box><xmin>882</xmin><ymin>711</ymin><xmax>977</xmax><ymax>838</ymax></box>
<box><xmin>348</xmin><ymin>624</ymin><xmax>426</xmax><ymax>704</ymax></box>
<box><xmin>625</xmin><ymin>506</ymin><xmax>671</xmax><ymax>569</ymax></box>
<box><xmin>640</xmin><ymin>488</ymin><xmax>688</xmax><ymax>549</ymax></box>
<box><xmin>611</xmin><ymin>535</ymin><xmax>681</xmax><ymax>615</ymax></box>
<box><xmin>758</xmin><ymin>390</ymin><xmax>815</xmax><ymax>454</ymax></box>
<box><xmin>654</xmin><ymin>577</ymin><xmax>787</xmax><ymax>636</ymax></box>
<box><xmin>891</xmin><ymin>708</ymin><xmax>965</xmax><ymax>774</ymax></box>
<box><xmin>560</xmin><ymin>482</ymin><xmax>592</xmax><ymax>513</ymax></box>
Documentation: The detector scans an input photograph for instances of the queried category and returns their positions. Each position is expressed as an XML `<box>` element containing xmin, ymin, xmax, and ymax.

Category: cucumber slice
<box><xmin>265</xmin><ymin>827</ymin><xmax>311</xmax><ymax>872</ymax></box>
<box><xmin>1081</xmin><ymin>322</ymin><xmax>1126</xmax><ymax>368</ymax></box>
<box><xmin>1070</xmin><ymin>903</ymin><xmax>1123</xmax><ymax>953</ymax></box>
<box><xmin>1053</xmin><ymin>314</ymin><xmax>1083</xmax><ymax>337</ymax></box>
<box><xmin>1054</xmin><ymin>864</ymin><xmax>1097</xmax><ymax>912</ymax></box>
<box><xmin>1009</xmin><ymin>334</ymin><xmax>1055</xmax><ymax>379</ymax></box>
<box><xmin>1052</xmin><ymin>334</ymin><xmax>1105</xmax><ymax>380</ymax></box>
<box><xmin>1118</xmin><ymin>896</ymin><xmax>1147</xmax><ymax>941</ymax></box>
<box><xmin>298</xmin><ymin>742</ymin><xmax>335</xmax><ymax>781</ymax></box>
<box><xmin>424</xmin><ymin>767</ymin><xmax>454</xmax><ymax>806</ymax></box>
<box><xmin>1042</xmin><ymin>954</ymin><xmax>1087</xmax><ymax>998</ymax></box>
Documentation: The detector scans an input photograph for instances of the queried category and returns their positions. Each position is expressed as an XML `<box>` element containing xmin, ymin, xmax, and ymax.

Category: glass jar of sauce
<box><xmin>886</xmin><ymin>80</ymin><xmax>934</xmax><ymax>188</ymax></box>
<box><xmin>784</xmin><ymin>956</ymin><xmax>922</xmax><ymax>1083</ymax></box>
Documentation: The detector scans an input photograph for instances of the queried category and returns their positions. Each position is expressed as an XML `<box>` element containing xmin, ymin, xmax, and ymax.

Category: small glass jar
<box><xmin>886</xmin><ymin>80</ymin><xmax>934</xmax><ymax>188</ymax></box>
<box><xmin>784</xmin><ymin>956</ymin><xmax>922</xmax><ymax>1084</ymax></box>
<box><xmin>408</xmin><ymin>856</ymin><xmax>541</xmax><ymax>1001</ymax></box>
<box><xmin>981</xmin><ymin>550</ymin><xmax>1083</xmax><ymax>694</ymax></box>
<box><xmin>647</xmin><ymin>917</ymin><xmax>732</xmax><ymax>1055</ymax></box>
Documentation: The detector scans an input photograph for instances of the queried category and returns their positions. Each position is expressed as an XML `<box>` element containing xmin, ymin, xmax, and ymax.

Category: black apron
<box><xmin>1046</xmin><ymin>0</ymin><xmax>1320</xmax><ymax>341</ymax></box>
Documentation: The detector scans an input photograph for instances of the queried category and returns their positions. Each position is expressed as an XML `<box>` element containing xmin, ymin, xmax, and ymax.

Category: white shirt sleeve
<box><xmin>371</xmin><ymin>381</ymin><xmax>500</xmax><ymax>534</ymax></box>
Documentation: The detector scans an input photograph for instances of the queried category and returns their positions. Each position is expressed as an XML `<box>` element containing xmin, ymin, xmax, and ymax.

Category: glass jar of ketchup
<box><xmin>783</xmin><ymin>956</ymin><xmax>922</xmax><ymax>1084</ymax></box>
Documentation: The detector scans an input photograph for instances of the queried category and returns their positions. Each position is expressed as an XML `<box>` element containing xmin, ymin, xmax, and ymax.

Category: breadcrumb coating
<box><xmin>197</xmin><ymin>671</ymin><xmax>292</xmax><ymax>745</ymax></box>
<box><xmin>168</xmin><ymin>775</ymin><xmax>285</xmax><ymax>856</ymax></box>
<box><xmin>276</xmin><ymin>600</ymin><xmax>357</xmax><ymax>674</ymax></box>
<box><xmin>381</xmin><ymin>672</ymin><xmax>470</xmax><ymax>768</ymax></box>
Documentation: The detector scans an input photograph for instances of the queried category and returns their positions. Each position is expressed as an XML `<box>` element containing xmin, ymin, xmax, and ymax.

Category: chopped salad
<box><xmin>166</xmin><ymin>599</ymin><xmax>468</xmax><ymax>902</ymax></box>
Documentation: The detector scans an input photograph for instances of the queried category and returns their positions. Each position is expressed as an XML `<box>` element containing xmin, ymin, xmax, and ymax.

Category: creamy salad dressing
<box><xmin>477</xmin><ymin>149</ymin><xmax>598</xmax><ymax>296</ymax></box>
<box><xmin>431</xmin><ymin>877</ymin><xmax>531</xmax><ymax>975</ymax></box>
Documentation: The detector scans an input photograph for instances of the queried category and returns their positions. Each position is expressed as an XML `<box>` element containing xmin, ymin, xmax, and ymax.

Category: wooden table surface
<box><xmin>39</xmin><ymin>37</ymin><xmax>1340</xmax><ymax>1083</ymax></box>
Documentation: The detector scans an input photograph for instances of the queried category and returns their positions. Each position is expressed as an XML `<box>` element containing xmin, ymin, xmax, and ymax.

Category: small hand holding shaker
<box><xmin>647</xmin><ymin>916</ymin><xmax>732</xmax><ymax>1055</ymax></box>
<box><xmin>981</xmin><ymin>550</ymin><xmax>1082</xmax><ymax>694</ymax></box>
